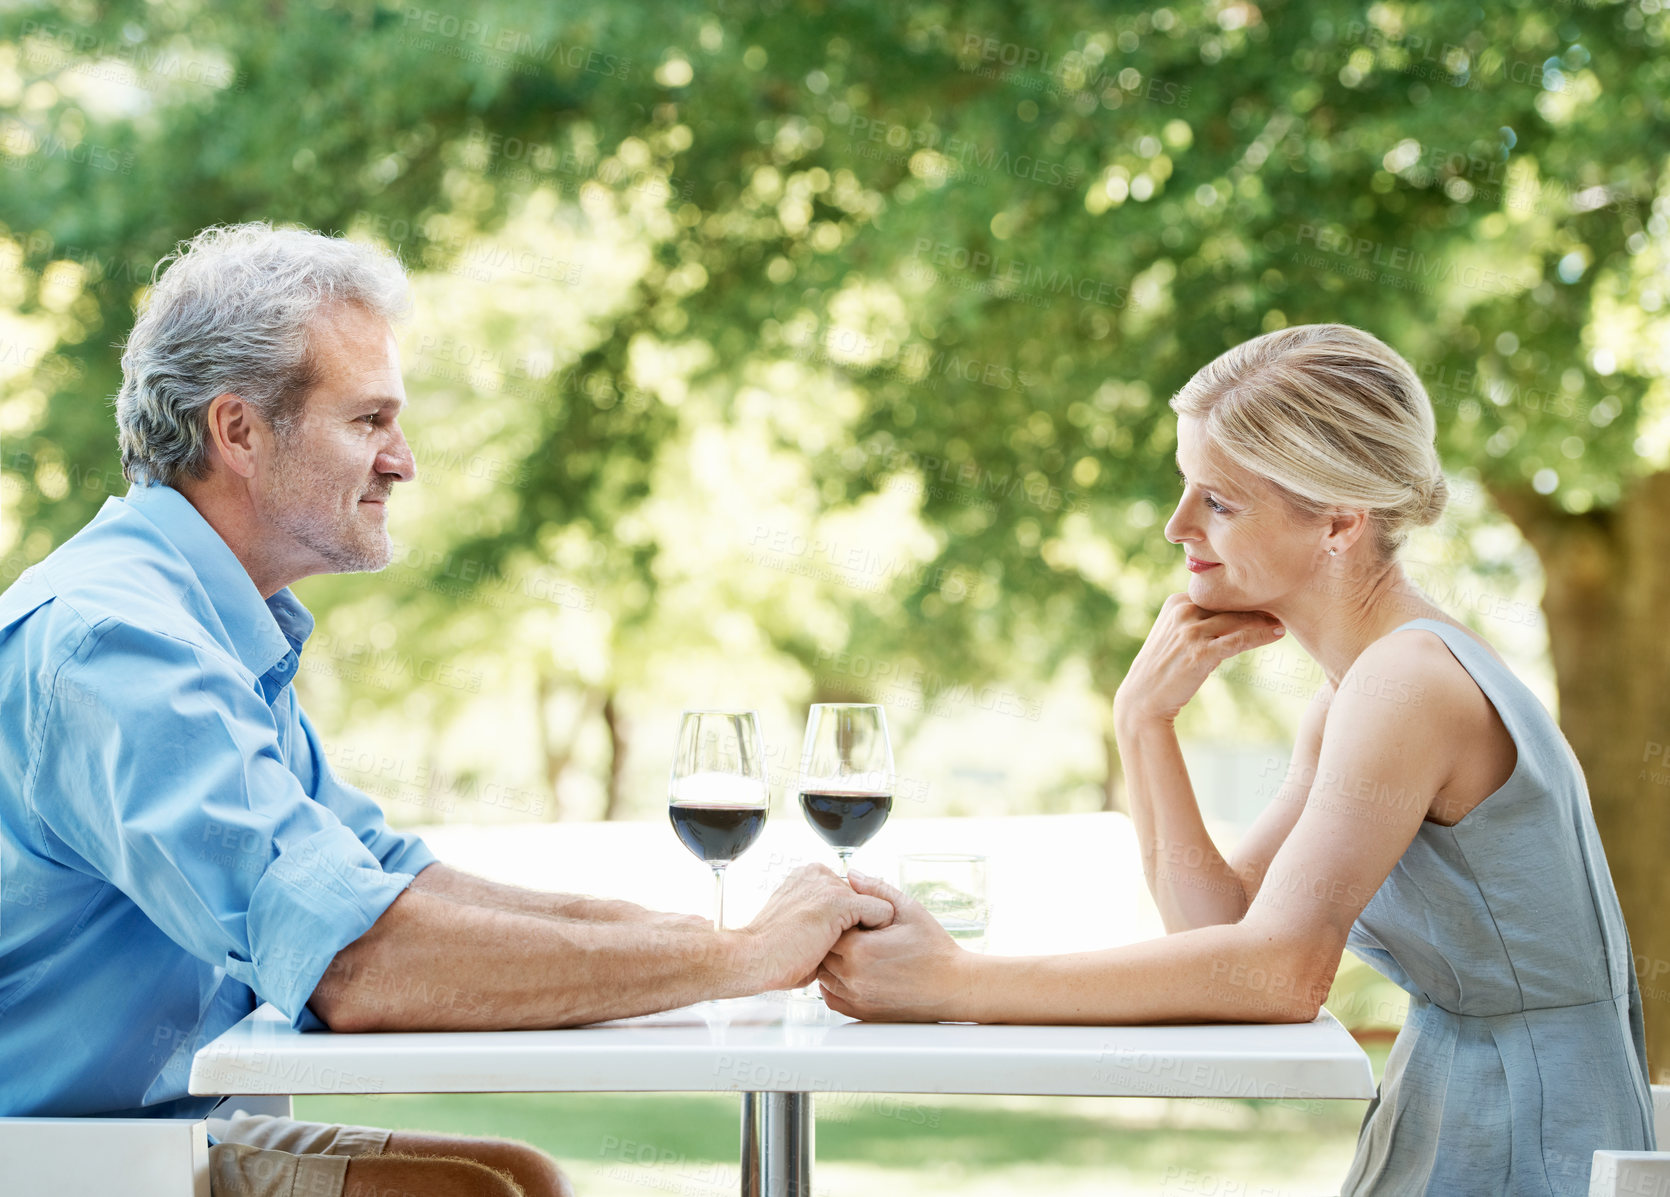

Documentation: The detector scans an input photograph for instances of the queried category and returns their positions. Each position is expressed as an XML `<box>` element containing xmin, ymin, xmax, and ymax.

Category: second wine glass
<box><xmin>796</xmin><ymin>703</ymin><xmax>894</xmax><ymax>878</ymax></box>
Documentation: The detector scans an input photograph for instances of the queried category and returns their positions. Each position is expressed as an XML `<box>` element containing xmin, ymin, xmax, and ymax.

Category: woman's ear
<box><xmin>1325</xmin><ymin>507</ymin><xmax>1371</xmax><ymax>555</ymax></box>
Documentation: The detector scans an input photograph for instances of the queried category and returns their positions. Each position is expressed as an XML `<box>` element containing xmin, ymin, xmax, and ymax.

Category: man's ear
<box><xmin>204</xmin><ymin>392</ymin><xmax>271</xmax><ymax>480</ymax></box>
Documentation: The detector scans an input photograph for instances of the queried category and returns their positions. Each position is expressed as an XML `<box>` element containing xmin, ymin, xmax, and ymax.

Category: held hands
<box><xmin>741</xmin><ymin>863</ymin><xmax>895</xmax><ymax>991</ymax></box>
<box><xmin>818</xmin><ymin>871</ymin><xmax>972</xmax><ymax>1022</ymax></box>
<box><xmin>1113</xmin><ymin>592</ymin><xmax>1285</xmax><ymax>725</ymax></box>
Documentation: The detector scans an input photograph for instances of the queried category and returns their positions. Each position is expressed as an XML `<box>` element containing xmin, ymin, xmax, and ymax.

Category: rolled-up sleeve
<box><xmin>26</xmin><ymin>620</ymin><xmax>416</xmax><ymax>1026</ymax></box>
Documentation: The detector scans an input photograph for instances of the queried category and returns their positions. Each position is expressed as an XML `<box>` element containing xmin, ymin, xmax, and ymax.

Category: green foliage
<box><xmin>3</xmin><ymin>0</ymin><xmax>1666</xmax><ymax>812</ymax></box>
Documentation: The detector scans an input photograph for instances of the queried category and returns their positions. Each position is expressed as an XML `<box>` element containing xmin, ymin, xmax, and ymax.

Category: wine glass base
<box><xmin>788</xmin><ymin>982</ymin><xmax>826</xmax><ymax>1011</ymax></box>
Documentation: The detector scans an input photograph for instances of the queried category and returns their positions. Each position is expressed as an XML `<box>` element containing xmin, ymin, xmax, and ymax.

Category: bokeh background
<box><xmin>3</xmin><ymin>0</ymin><xmax>1667</xmax><ymax>1191</ymax></box>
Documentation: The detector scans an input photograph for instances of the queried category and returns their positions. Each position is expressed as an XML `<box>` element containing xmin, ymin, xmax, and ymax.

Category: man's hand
<box><xmin>817</xmin><ymin>870</ymin><xmax>974</xmax><ymax>1022</ymax></box>
<box><xmin>311</xmin><ymin>861</ymin><xmax>892</xmax><ymax>1031</ymax></box>
<box><xmin>738</xmin><ymin>864</ymin><xmax>895</xmax><ymax>991</ymax></box>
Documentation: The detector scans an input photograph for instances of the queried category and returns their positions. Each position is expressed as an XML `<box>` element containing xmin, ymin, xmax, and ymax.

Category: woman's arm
<box><xmin>1116</xmin><ymin>712</ymin><xmax>1246</xmax><ymax>931</ymax></box>
<box><xmin>823</xmin><ymin>880</ymin><xmax>1337</xmax><ymax>1023</ymax></box>
<box><xmin>1220</xmin><ymin>681</ymin><xmax>1335</xmax><ymax>903</ymax></box>
<box><xmin>822</xmin><ymin>634</ymin><xmax>1462</xmax><ymax>1024</ymax></box>
<box><xmin>1118</xmin><ymin>683</ymin><xmax>1334</xmax><ymax>932</ymax></box>
<box><xmin>1112</xmin><ymin>594</ymin><xmax>1289</xmax><ymax>931</ymax></box>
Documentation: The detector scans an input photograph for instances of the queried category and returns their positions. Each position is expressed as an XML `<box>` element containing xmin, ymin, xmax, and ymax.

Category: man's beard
<box><xmin>263</xmin><ymin>447</ymin><xmax>392</xmax><ymax>575</ymax></box>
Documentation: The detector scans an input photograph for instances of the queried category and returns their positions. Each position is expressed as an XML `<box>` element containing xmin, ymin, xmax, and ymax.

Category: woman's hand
<box><xmin>741</xmin><ymin>863</ymin><xmax>896</xmax><ymax>992</ymax></box>
<box><xmin>817</xmin><ymin>871</ymin><xmax>977</xmax><ymax>1022</ymax></box>
<box><xmin>1113</xmin><ymin>593</ymin><xmax>1286</xmax><ymax>725</ymax></box>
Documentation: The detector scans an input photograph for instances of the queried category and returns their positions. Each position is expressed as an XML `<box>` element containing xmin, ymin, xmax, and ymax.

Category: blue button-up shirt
<box><xmin>0</xmin><ymin>482</ymin><xmax>437</xmax><ymax>1117</ymax></box>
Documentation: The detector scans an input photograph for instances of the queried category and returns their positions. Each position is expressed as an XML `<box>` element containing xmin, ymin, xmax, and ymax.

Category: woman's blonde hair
<box><xmin>1168</xmin><ymin>323</ymin><xmax>1447</xmax><ymax>560</ymax></box>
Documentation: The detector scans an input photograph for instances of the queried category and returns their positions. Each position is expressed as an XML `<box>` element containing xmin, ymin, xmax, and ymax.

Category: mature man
<box><xmin>0</xmin><ymin>223</ymin><xmax>892</xmax><ymax>1197</ymax></box>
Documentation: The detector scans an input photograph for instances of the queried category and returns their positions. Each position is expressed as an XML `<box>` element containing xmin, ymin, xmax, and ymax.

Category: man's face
<box><xmin>255</xmin><ymin>302</ymin><xmax>415</xmax><ymax>576</ymax></box>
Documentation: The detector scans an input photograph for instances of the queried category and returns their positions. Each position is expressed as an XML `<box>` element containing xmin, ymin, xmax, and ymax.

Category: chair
<box><xmin>0</xmin><ymin>1094</ymin><xmax>293</xmax><ymax>1197</ymax></box>
<box><xmin>1589</xmin><ymin>1084</ymin><xmax>1670</xmax><ymax>1196</ymax></box>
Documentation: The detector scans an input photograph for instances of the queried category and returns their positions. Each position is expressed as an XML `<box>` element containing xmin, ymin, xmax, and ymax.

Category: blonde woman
<box><xmin>821</xmin><ymin>324</ymin><xmax>1655</xmax><ymax>1193</ymax></box>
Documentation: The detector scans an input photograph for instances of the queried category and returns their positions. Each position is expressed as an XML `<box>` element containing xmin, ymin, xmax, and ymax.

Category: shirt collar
<box><xmin>121</xmin><ymin>482</ymin><xmax>315</xmax><ymax>692</ymax></box>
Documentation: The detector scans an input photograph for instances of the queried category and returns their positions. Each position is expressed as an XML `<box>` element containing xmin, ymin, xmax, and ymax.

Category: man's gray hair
<box><xmin>116</xmin><ymin>222</ymin><xmax>411</xmax><ymax>486</ymax></box>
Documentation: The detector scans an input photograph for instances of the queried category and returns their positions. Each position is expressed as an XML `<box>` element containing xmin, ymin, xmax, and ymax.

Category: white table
<box><xmin>190</xmin><ymin>993</ymin><xmax>1375</xmax><ymax>1196</ymax></box>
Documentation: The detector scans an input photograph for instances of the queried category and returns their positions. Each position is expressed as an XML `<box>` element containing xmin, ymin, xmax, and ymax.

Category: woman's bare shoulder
<box><xmin>1307</xmin><ymin>615</ymin><xmax>1505</xmax><ymax>754</ymax></box>
<box><xmin>1386</xmin><ymin>611</ymin><xmax>1510</xmax><ymax>669</ymax></box>
<box><xmin>1342</xmin><ymin>623</ymin><xmax>1481</xmax><ymax>724</ymax></box>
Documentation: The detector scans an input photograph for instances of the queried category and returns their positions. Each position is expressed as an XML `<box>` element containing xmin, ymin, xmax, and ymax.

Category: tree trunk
<box><xmin>533</xmin><ymin>672</ymin><xmax>566</xmax><ymax>821</ymax></box>
<box><xmin>1489</xmin><ymin>474</ymin><xmax>1670</xmax><ymax>1082</ymax></box>
<box><xmin>533</xmin><ymin>675</ymin><xmax>603</xmax><ymax>822</ymax></box>
<box><xmin>601</xmin><ymin>691</ymin><xmax>629</xmax><ymax>821</ymax></box>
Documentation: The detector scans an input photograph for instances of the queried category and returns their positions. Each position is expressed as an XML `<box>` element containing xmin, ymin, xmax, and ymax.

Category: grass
<box><xmin>296</xmin><ymin>1045</ymin><xmax>1389</xmax><ymax>1196</ymax></box>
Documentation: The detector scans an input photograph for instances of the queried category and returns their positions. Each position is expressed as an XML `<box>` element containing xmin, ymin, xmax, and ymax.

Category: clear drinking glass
<box><xmin>668</xmin><ymin>710</ymin><xmax>770</xmax><ymax>930</ymax></box>
<box><xmin>899</xmin><ymin>853</ymin><xmax>990</xmax><ymax>951</ymax></box>
<box><xmin>796</xmin><ymin>703</ymin><xmax>894</xmax><ymax>878</ymax></box>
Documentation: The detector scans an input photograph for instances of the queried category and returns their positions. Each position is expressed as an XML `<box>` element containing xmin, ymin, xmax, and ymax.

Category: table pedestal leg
<box><xmin>741</xmin><ymin>1091</ymin><xmax>812</xmax><ymax>1196</ymax></box>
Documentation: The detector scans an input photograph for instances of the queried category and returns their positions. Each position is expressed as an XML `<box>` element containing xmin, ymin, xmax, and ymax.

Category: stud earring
<box><xmin>1328</xmin><ymin>548</ymin><xmax>1337</xmax><ymax>557</ymax></box>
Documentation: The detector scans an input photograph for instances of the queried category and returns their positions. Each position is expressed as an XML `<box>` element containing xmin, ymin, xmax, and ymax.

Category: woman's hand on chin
<box><xmin>1113</xmin><ymin>592</ymin><xmax>1286</xmax><ymax>725</ymax></box>
<box><xmin>817</xmin><ymin>869</ymin><xmax>978</xmax><ymax>1022</ymax></box>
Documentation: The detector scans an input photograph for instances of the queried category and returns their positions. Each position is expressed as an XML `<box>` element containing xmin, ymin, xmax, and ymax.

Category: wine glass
<box><xmin>796</xmin><ymin>703</ymin><xmax>895</xmax><ymax>878</ymax></box>
<box><xmin>668</xmin><ymin>710</ymin><xmax>770</xmax><ymax>930</ymax></box>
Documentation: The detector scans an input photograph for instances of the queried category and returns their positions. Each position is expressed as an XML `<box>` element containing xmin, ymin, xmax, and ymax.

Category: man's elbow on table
<box><xmin>306</xmin><ymin>891</ymin><xmax>423</xmax><ymax>1033</ymax></box>
<box><xmin>307</xmin><ymin>966</ymin><xmax>385</xmax><ymax>1033</ymax></box>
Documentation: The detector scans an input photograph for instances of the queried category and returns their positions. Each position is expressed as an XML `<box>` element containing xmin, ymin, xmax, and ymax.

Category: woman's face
<box><xmin>1163</xmin><ymin>415</ymin><xmax>1330</xmax><ymax>611</ymax></box>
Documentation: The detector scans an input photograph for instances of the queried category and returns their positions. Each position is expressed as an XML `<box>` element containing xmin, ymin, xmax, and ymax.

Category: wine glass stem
<box><xmin>712</xmin><ymin>863</ymin><xmax>727</xmax><ymax>931</ymax></box>
<box><xmin>836</xmin><ymin>849</ymin><xmax>853</xmax><ymax>880</ymax></box>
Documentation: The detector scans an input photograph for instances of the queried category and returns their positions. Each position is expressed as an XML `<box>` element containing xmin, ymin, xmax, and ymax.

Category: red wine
<box><xmin>669</xmin><ymin>804</ymin><xmax>768</xmax><ymax>863</ymax></box>
<box><xmin>799</xmin><ymin>790</ymin><xmax>893</xmax><ymax>849</ymax></box>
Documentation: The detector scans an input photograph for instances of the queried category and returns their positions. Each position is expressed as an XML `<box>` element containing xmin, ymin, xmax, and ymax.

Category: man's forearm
<box><xmin>410</xmin><ymin>861</ymin><xmax>665</xmax><ymax>923</ymax></box>
<box><xmin>310</xmin><ymin>887</ymin><xmax>755</xmax><ymax>1032</ymax></box>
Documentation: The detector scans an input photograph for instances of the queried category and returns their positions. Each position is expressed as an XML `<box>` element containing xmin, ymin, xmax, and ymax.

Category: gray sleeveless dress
<box><xmin>1341</xmin><ymin>618</ymin><xmax>1656</xmax><ymax>1194</ymax></box>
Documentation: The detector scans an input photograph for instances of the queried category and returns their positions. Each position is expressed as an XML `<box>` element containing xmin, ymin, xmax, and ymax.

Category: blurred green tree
<box><xmin>3</xmin><ymin>0</ymin><xmax>1668</xmax><ymax>1067</ymax></box>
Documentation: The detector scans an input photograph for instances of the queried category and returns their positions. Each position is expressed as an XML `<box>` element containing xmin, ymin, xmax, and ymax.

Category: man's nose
<box><xmin>379</xmin><ymin>424</ymin><xmax>417</xmax><ymax>483</ymax></box>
